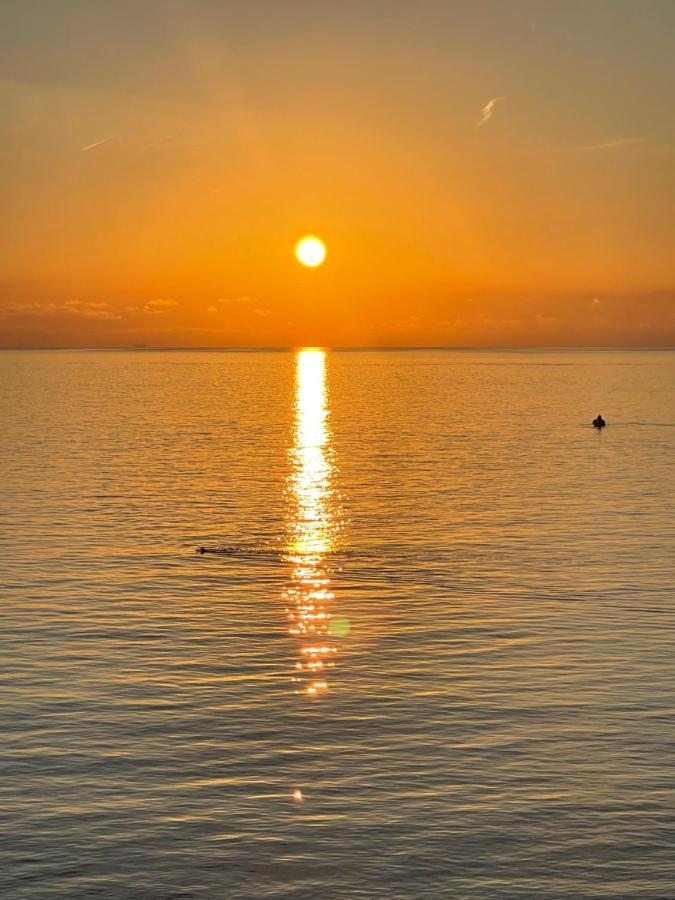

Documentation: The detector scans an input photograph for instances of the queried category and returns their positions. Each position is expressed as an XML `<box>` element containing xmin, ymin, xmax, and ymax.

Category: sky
<box><xmin>1</xmin><ymin>0</ymin><xmax>674</xmax><ymax>348</ymax></box>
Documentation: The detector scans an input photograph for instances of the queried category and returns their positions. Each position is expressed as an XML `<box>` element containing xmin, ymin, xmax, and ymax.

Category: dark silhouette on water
<box><xmin>593</xmin><ymin>414</ymin><xmax>606</xmax><ymax>428</ymax></box>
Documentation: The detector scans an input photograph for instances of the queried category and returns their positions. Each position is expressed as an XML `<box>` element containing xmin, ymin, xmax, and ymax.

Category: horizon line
<box><xmin>1</xmin><ymin>345</ymin><xmax>674</xmax><ymax>353</ymax></box>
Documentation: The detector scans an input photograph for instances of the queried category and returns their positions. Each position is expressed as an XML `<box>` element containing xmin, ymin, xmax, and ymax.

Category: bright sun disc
<box><xmin>295</xmin><ymin>236</ymin><xmax>326</xmax><ymax>268</ymax></box>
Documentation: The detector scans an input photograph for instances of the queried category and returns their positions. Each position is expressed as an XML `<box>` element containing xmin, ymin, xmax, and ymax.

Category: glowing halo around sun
<box><xmin>295</xmin><ymin>236</ymin><xmax>326</xmax><ymax>268</ymax></box>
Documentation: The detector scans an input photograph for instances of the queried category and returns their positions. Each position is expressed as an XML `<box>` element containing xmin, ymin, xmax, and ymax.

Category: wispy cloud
<box><xmin>80</xmin><ymin>137</ymin><xmax>114</xmax><ymax>152</ymax></box>
<box><xmin>582</xmin><ymin>137</ymin><xmax>645</xmax><ymax>151</ymax></box>
<box><xmin>143</xmin><ymin>298</ymin><xmax>178</xmax><ymax>315</ymax></box>
<box><xmin>213</xmin><ymin>297</ymin><xmax>269</xmax><ymax>316</ymax></box>
<box><xmin>476</xmin><ymin>96</ymin><xmax>506</xmax><ymax>129</ymax></box>
<box><xmin>2</xmin><ymin>300</ymin><xmax>120</xmax><ymax>320</ymax></box>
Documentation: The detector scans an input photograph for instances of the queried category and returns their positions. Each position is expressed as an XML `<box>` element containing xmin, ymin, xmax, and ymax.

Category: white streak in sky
<box><xmin>80</xmin><ymin>137</ymin><xmax>114</xmax><ymax>152</ymax></box>
<box><xmin>582</xmin><ymin>137</ymin><xmax>645</xmax><ymax>151</ymax></box>
<box><xmin>476</xmin><ymin>96</ymin><xmax>506</xmax><ymax>129</ymax></box>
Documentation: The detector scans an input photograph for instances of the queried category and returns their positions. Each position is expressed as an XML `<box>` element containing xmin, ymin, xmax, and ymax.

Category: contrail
<box><xmin>582</xmin><ymin>137</ymin><xmax>644</xmax><ymax>151</ymax></box>
<box><xmin>476</xmin><ymin>96</ymin><xmax>506</xmax><ymax>129</ymax></box>
<box><xmin>80</xmin><ymin>137</ymin><xmax>114</xmax><ymax>152</ymax></box>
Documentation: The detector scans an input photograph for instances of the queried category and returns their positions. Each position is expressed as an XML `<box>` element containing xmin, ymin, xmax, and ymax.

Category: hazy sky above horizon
<box><xmin>1</xmin><ymin>0</ymin><xmax>674</xmax><ymax>347</ymax></box>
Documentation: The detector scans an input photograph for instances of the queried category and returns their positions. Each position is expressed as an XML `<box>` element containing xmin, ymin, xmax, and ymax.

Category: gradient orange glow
<box><xmin>0</xmin><ymin>3</ymin><xmax>673</xmax><ymax>347</ymax></box>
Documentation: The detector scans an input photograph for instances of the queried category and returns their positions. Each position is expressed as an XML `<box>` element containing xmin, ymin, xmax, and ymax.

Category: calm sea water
<box><xmin>1</xmin><ymin>348</ymin><xmax>674</xmax><ymax>899</ymax></box>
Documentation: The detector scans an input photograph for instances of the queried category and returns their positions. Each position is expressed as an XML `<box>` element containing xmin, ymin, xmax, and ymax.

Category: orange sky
<box><xmin>1</xmin><ymin>1</ymin><xmax>674</xmax><ymax>347</ymax></box>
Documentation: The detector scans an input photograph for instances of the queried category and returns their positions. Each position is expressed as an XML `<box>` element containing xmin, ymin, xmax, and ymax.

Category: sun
<box><xmin>295</xmin><ymin>236</ymin><xmax>326</xmax><ymax>268</ymax></box>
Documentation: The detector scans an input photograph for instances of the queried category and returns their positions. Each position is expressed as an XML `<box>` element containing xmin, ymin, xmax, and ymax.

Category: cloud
<box><xmin>206</xmin><ymin>305</ymin><xmax>218</xmax><ymax>313</ymax></box>
<box><xmin>143</xmin><ymin>298</ymin><xmax>178</xmax><ymax>314</ymax></box>
<box><xmin>214</xmin><ymin>296</ymin><xmax>268</xmax><ymax>315</ymax></box>
<box><xmin>476</xmin><ymin>96</ymin><xmax>506</xmax><ymax>129</ymax></box>
<box><xmin>582</xmin><ymin>137</ymin><xmax>645</xmax><ymax>151</ymax></box>
<box><xmin>124</xmin><ymin>301</ymin><xmax>178</xmax><ymax>315</ymax></box>
<box><xmin>1</xmin><ymin>300</ymin><xmax>120</xmax><ymax>320</ymax></box>
<box><xmin>72</xmin><ymin>301</ymin><xmax>120</xmax><ymax>320</ymax></box>
<box><xmin>147</xmin><ymin>298</ymin><xmax>177</xmax><ymax>308</ymax></box>
<box><xmin>80</xmin><ymin>137</ymin><xmax>114</xmax><ymax>152</ymax></box>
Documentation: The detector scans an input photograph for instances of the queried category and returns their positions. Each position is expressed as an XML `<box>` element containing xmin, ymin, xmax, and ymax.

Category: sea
<box><xmin>1</xmin><ymin>348</ymin><xmax>674</xmax><ymax>899</ymax></box>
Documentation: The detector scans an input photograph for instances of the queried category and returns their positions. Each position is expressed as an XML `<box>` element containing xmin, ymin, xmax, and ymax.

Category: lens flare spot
<box><xmin>328</xmin><ymin>616</ymin><xmax>351</xmax><ymax>638</ymax></box>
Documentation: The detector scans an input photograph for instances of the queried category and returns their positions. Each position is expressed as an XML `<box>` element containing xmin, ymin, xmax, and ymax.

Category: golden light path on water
<box><xmin>284</xmin><ymin>349</ymin><xmax>341</xmax><ymax>698</ymax></box>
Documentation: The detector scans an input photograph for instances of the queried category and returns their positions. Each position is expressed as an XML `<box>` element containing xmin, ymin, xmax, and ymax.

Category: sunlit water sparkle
<box><xmin>1</xmin><ymin>348</ymin><xmax>674</xmax><ymax>899</ymax></box>
<box><xmin>284</xmin><ymin>349</ymin><xmax>339</xmax><ymax>699</ymax></box>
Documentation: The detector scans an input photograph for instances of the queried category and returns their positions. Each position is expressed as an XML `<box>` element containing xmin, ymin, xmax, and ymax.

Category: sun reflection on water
<box><xmin>284</xmin><ymin>349</ymin><xmax>340</xmax><ymax>698</ymax></box>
